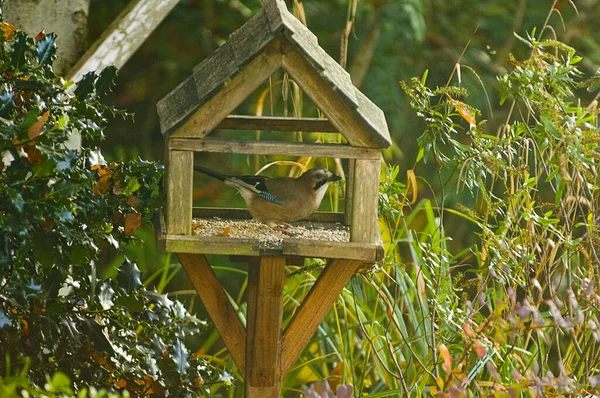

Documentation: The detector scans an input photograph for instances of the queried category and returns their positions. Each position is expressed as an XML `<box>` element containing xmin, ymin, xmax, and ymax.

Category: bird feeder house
<box><xmin>154</xmin><ymin>0</ymin><xmax>391</xmax><ymax>395</ymax></box>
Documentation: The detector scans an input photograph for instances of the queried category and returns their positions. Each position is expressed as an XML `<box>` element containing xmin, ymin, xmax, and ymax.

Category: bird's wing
<box><xmin>225</xmin><ymin>176</ymin><xmax>285</xmax><ymax>205</ymax></box>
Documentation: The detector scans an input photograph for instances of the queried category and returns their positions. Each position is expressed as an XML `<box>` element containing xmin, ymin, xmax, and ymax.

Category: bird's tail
<box><xmin>193</xmin><ymin>165</ymin><xmax>229</xmax><ymax>182</ymax></box>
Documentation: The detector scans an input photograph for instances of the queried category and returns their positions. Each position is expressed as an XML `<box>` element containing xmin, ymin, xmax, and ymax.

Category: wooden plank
<box><xmin>192</xmin><ymin>207</ymin><xmax>345</xmax><ymax>223</ymax></box>
<box><xmin>281</xmin><ymin>42</ymin><xmax>380</xmax><ymax>148</ymax></box>
<box><xmin>344</xmin><ymin>158</ymin><xmax>355</xmax><ymax>226</ymax></box>
<box><xmin>281</xmin><ymin>259</ymin><xmax>361</xmax><ymax>374</ymax></box>
<box><xmin>178</xmin><ymin>253</ymin><xmax>247</xmax><ymax>377</ymax></box>
<box><xmin>162</xmin><ymin>234</ymin><xmax>378</xmax><ymax>261</ymax></box>
<box><xmin>66</xmin><ymin>0</ymin><xmax>179</xmax><ymax>81</ymax></box>
<box><xmin>282</xmin><ymin>239</ymin><xmax>378</xmax><ymax>261</ymax></box>
<box><xmin>350</xmin><ymin>157</ymin><xmax>381</xmax><ymax>244</ymax></box>
<box><xmin>169</xmin><ymin>137</ymin><xmax>381</xmax><ymax>160</ymax></box>
<box><xmin>216</xmin><ymin>115</ymin><xmax>337</xmax><ymax>132</ymax></box>
<box><xmin>245</xmin><ymin>257</ymin><xmax>285</xmax><ymax>397</ymax></box>
<box><xmin>171</xmin><ymin>40</ymin><xmax>282</xmax><ymax>139</ymax></box>
<box><xmin>166</xmin><ymin>150</ymin><xmax>193</xmax><ymax>235</ymax></box>
<box><xmin>164</xmin><ymin>235</ymin><xmax>261</xmax><ymax>256</ymax></box>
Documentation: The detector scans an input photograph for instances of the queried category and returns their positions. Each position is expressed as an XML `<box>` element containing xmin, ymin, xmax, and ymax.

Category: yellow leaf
<box><xmin>124</xmin><ymin>213</ymin><xmax>142</xmax><ymax>236</ymax></box>
<box><xmin>436</xmin><ymin>375</ymin><xmax>445</xmax><ymax>389</ymax></box>
<box><xmin>1</xmin><ymin>22</ymin><xmax>17</xmax><ymax>40</ymax></box>
<box><xmin>439</xmin><ymin>343</ymin><xmax>453</xmax><ymax>374</ymax></box>
<box><xmin>191</xmin><ymin>347</ymin><xmax>205</xmax><ymax>360</ymax></box>
<box><xmin>28</xmin><ymin>110</ymin><xmax>50</xmax><ymax>140</ymax></box>
<box><xmin>407</xmin><ymin>169</ymin><xmax>418</xmax><ymax>204</ymax></box>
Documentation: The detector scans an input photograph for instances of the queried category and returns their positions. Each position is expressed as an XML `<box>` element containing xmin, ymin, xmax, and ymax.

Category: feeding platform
<box><xmin>154</xmin><ymin>0</ymin><xmax>391</xmax><ymax>395</ymax></box>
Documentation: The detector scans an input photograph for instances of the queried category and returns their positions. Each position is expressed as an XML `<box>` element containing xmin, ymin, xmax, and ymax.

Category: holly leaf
<box><xmin>56</xmin><ymin>151</ymin><xmax>78</xmax><ymax>171</ymax></box>
<box><xmin>117</xmin><ymin>260</ymin><xmax>142</xmax><ymax>293</ymax></box>
<box><xmin>114</xmin><ymin>294</ymin><xmax>144</xmax><ymax>312</ymax></box>
<box><xmin>99</xmin><ymin>281</ymin><xmax>115</xmax><ymax>310</ymax></box>
<box><xmin>172</xmin><ymin>339</ymin><xmax>190</xmax><ymax>375</ymax></box>
<box><xmin>0</xmin><ymin>88</ymin><xmax>15</xmax><ymax>118</ymax></box>
<box><xmin>74</xmin><ymin>71</ymin><xmax>96</xmax><ymax>100</ymax></box>
<box><xmin>0</xmin><ymin>311</ymin><xmax>12</xmax><ymax>328</ymax></box>
<box><xmin>36</xmin><ymin>32</ymin><xmax>57</xmax><ymax>66</ymax></box>
<box><xmin>95</xmin><ymin>66</ymin><xmax>117</xmax><ymax>97</ymax></box>
<box><xmin>88</xmin><ymin>148</ymin><xmax>106</xmax><ymax>167</ymax></box>
<box><xmin>10</xmin><ymin>31</ymin><xmax>28</xmax><ymax>69</ymax></box>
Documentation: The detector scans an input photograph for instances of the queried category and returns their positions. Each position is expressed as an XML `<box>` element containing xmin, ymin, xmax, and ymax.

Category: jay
<box><xmin>194</xmin><ymin>166</ymin><xmax>342</xmax><ymax>229</ymax></box>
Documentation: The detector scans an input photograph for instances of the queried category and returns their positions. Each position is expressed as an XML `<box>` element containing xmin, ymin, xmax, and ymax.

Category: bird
<box><xmin>194</xmin><ymin>165</ymin><xmax>342</xmax><ymax>229</ymax></box>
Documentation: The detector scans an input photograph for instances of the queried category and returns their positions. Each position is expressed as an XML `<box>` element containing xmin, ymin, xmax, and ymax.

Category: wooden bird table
<box><xmin>176</xmin><ymin>252</ymin><xmax>363</xmax><ymax>397</ymax></box>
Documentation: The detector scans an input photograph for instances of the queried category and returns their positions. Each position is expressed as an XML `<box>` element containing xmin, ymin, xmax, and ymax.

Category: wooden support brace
<box><xmin>245</xmin><ymin>257</ymin><xmax>286</xmax><ymax>397</ymax></box>
<box><xmin>178</xmin><ymin>253</ymin><xmax>247</xmax><ymax>377</ymax></box>
<box><xmin>281</xmin><ymin>259</ymin><xmax>362</xmax><ymax>375</ymax></box>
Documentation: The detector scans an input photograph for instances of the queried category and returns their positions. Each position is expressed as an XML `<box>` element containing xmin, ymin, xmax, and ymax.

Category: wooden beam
<box><xmin>344</xmin><ymin>158</ymin><xmax>355</xmax><ymax>226</ymax></box>
<box><xmin>171</xmin><ymin>40</ymin><xmax>282</xmax><ymax>138</ymax></box>
<box><xmin>67</xmin><ymin>0</ymin><xmax>179</xmax><ymax>81</ymax></box>
<box><xmin>350</xmin><ymin>157</ymin><xmax>382</xmax><ymax>243</ymax></box>
<box><xmin>281</xmin><ymin>259</ymin><xmax>361</xmax><ymax>374</ymax></box>
<box><xmin>216</xmin><ymin>115</ymin><xmax>337</xmax><ymax>132</ymax></box>
<box><xmin>281</xmin><ymin>41</ymin><xmax>380</xmax><ymax>148</ymax></box>
<box><xmin>169</xmin><ymin>137</ymin><xmax>381</xmax><ymax>160</ymax></box>
<box><xmin>282</xmin><ymin>239</ymin><xmax>380</xmax><ymax>261</ymax></box>
<box><xmin>245</xmin><ymin>257</ymin><xmax>285</xmax><ymax>397</ymax></box>
<box><xmin>166</xmin><ymin>150</ymin><xmax>193</xmax><ymax>235</ymax></box>
<box><xmin>178</xmin><ymin>254</ymin><xmax>247</xmax><ymax>377</ymax></box>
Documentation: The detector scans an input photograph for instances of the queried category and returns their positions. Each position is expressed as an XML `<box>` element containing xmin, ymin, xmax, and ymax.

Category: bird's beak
<box><xmin>328</xmin><ymin>174</ymin><xmax>342</xmax><ymax>182</ymax></box>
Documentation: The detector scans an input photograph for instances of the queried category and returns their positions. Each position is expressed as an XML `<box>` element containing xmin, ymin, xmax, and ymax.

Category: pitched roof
<box><xmin>157</xmin><ymin>0</ymin><xmax>391</xmax><ymax>148</ymax></box>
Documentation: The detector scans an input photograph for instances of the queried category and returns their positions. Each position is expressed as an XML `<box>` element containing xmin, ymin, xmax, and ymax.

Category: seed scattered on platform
<box><xmin>192</xmin><ymin>217</ymin><xmax>349</xmax><ymax>248</ymax></box>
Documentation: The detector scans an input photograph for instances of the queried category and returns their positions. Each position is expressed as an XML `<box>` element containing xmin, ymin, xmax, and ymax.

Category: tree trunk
<box><xmin>4</xmin><ymin>0</ymin><xmax>90</xmax><ymax>76</ymax></box>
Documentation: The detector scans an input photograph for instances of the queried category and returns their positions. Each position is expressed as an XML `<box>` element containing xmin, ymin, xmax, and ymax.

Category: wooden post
<box><xmin>351</xmin><ymin>157</ymin><xmax>381</xmax><ymax>243</ymax></box>
<box><xmin>245</xmin><ymin>257</ymin><xmax>286</xmax><ymax>397</ymax></box>
<box><xmin>166</xmin><ymin>149</ymin><xmax>193</xmax><ymax>235</ymax></box>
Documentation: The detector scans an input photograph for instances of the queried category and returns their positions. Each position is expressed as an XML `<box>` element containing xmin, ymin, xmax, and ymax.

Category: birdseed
<box><xmin>191</xmin><ymin>217</ymin><xmax>350</xmax><ymax>249</ymax></box>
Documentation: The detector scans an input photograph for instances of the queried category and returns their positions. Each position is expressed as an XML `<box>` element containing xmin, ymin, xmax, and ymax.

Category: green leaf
<box><xmin>115</xmin><ymin>294</ymin><xmax>144</xmax><ymax>312</ymax></box>
<box><xmin>172</xmin><ymin>339</ymin><xmax>190</xmax><ymax>375</ymax></box>
<box><xmin>36</xmin><ymin>33</ymin><xmax>57</xmax><ymax>65</ymax></box>
<box><xmin>124</xmin><ymin>178</ymin><xmax>141</xmax><ymax>195</ymax></box>
<box><xmin>74</xmin><ymin>71</ymin><xmax>97</xmax><ymax>100</ymax></box>
<box><xmin>99</xmin><ymin>281</ymin><xmax>115</xmax><ymax>310</ymax></box>
<box><xmin>117</xmin><ymin>260</ymin><xmax>143</xmax><ymax>293</ymax></box>
<box><xmin>540</xmin><ymin>116</ymin><xmax>561</xmax><ymax>139</ymax></box>
<box><xmin>0</xmin><ymin>88</ymin><xmax>15</xmax><ymax>118</ymax></box>
<box><xmin>10</xmin><ymin>32</ymin><xmax>28</xmax><ymax>69</ymax></box>
<box><xmin>50</xmin><ymin>371</ymin><xmax>72</xmax><ymax>393</ymax></box>
<box><xmin>95</xmin><ymin>66</ymin><xmax>117</xmax><ymax>97</ymax></box>
<box><xmin>56</xmin><ymin>151</ymin><xmax>79</xmax><ymax>171</ymax></box>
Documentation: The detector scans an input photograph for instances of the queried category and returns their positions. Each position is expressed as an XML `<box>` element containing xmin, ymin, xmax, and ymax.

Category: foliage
<box><xmin>188</xmin><ymin>3</ymin><xmax>600</xmax><ymax>397</ymax></box>
<box><xmin>291</xmin><ymin>7</ymin><xmax>600</xmax><ymax>397</ymax></box>
<box><xmin>0</xmin><ymin>21</ymin><xmax>221</xmax><ymax>396</ymax></box>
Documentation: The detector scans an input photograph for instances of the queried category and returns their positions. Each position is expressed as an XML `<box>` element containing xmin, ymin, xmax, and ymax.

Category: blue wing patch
<box><xmin>258</xmin><ymin>191</ymin><xmax>284</xmax><ymax>205</ymax></box>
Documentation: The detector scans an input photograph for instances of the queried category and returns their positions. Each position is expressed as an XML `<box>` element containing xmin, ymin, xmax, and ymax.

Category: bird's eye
<box><xmin>315</xmin><ymin>171</ymin><xmax>324</xmax><ymax>179</ymax></box>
